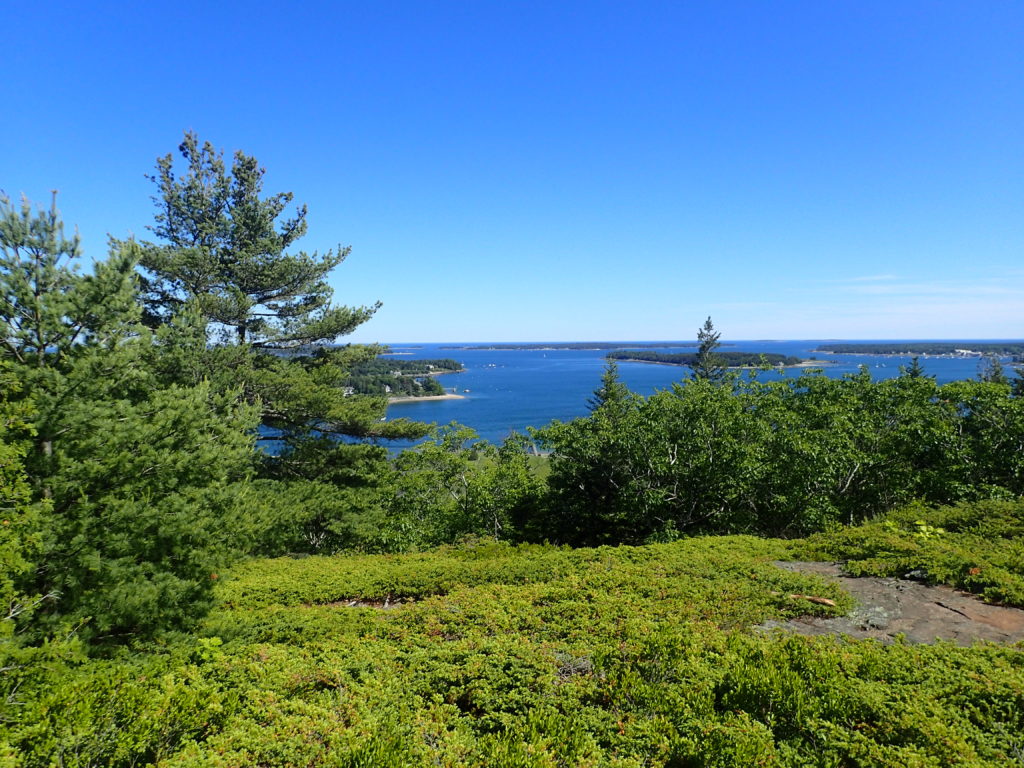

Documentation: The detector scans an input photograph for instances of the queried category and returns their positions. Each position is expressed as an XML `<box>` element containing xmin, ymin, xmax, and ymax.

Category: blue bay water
<box><xmin>384</xmin><ymin>340</ymin><xmax>1008</xmax><ymax>445</ymax></box>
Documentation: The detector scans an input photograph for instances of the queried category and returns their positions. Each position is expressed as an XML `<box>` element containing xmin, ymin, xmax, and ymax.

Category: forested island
<box><xmin>4</xmin><ymin>135</ymin><xmax>1024</xmax><ymax>766</ymax></box>
<box><xmin>346</xmin><ymin>357</ymin><xmax>463</xmax><ymax>397</ymax></box>
<box><xmin>815</xmin><ymin>342</ymin><xmax>1024</xmax><ymax>356</ymax></box>
<box><xmin>610</xmin><ymin>349</ymin><xmax>805</xmax><ymax>367</ymax></box>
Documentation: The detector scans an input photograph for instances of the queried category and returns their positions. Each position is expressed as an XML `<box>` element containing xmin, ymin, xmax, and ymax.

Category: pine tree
<box><xmin>1013</xmin><ymin>367</ymin><xmax>1024</xmax><ymax>398</ymax></box>
<box><xmin>135</xmin><ymin>131</ymin><xmax>379</xmax><ymax>348</ymax></box>
<box><xmin>978</xmin><ymin>355</ymin><xmax>1009</xmax><ymax>385</ymax></box>
<box><xmin>900</xmin><ymin>356</ymin><xmax>929</xmax><ymax>379</ymax></box>
<box><xmin>0</xmin><ymin>365</ymin><xmax>47</xmax><ymax>632</ymax></box>
<box><xmin>588</xmin><ymin>360</ymin><xmax>631</xmax><ymax>412</ymax></box>
<box><xmin>1</xmin><ymin>194</ymin><xmax>259</xmax><ymax>642</ymax></box>
<box><xmin>0</xmin><ymin>192</ymin><xmax>139</xmax><ymax>365</ymax></box>
<box><xmin>691</xmin><ymin>316</ymin><xmax>726</xmax><ymax>382</ymax></box>
<box><xmin>128</xmin><ymin>134</ymin><xmax>428</xmax><ymax>446</ymax></box>
<box><xmin>0</xmin><ymin>192</ymin><xmax>139</xmax><ymax>470</ymax></box>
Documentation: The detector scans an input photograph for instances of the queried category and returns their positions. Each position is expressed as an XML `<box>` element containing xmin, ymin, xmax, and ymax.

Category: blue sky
<box><xmin>3</xmin><ymin>1</ymin><xmax>1022</xmax><ymax>342</ymax></box>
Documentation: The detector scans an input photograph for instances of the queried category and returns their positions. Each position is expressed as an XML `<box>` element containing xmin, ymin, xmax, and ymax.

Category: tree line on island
<box><xmin>608</xmin><ymin>317</ymin><xmax>802</xmax><ymax>372</ymax></box>
<box><xmin>609</xmin><ymin>349</ymin><xmax>803</xmax><ymax>368</ymax></box>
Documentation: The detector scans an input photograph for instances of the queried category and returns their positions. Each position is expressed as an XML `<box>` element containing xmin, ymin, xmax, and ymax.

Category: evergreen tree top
<box><xmin>134</xmin><ymin>131</ymin><xmax>379</xmax><ymax>349</ymax></box>
<box><xmin>691</xmin><ymin>316</ymin><xmax>726</xmax><ymax>382</ymax></box>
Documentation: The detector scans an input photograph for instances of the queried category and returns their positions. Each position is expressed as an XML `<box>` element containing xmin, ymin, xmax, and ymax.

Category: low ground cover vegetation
<box><xmin>4</xmin><ymin>502</ymin><xmax>1024</xmax><ymax>766</ymax></box>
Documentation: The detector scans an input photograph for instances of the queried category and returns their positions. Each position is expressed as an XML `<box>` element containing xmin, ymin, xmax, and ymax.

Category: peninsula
<box><xmin>346</xmin><ymin>357</ymin><xmax>464</xmax><ymax>398</ymax></box>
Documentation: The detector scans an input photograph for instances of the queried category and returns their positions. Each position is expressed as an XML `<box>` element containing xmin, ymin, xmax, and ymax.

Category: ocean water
<box><xmin>383</xmin><ymin>340</ymin><xmax>1010</xmax><ymax>445</ymax></box>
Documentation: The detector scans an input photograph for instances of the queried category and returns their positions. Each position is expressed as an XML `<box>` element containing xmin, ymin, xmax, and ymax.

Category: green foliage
<box><xmin>236</xmin><ymin>438</ymin><xmax>398</xmax><ymax>556</ymax></box>
<box><xmin>9</xmin><ymin>152</ymin><xmax>1024</xmax><ymax>765</ymax></box>
<box><xmin>231</xmin><ymin>477</ymin><xmax>394</xmax><ymax>556</ymax></box>
<box><xmin>533</xmin><ymin>367</ymin><xmax>1024</xmax><ymax>545</ymax></box>
<box><xmin>382</xmin><ymin>426</ymin><xmax>545</xmax><ymax>549</ymax></box>
<box><xmin>3</xmin><ymin>651</ymin><xmax>235</xmax><ymax>766</ymax></box>
<box><xmin>587</xmin><ymin>359</ymin><xmax>631</xmax><ymax>412</ymax></box>
<box><xmin>978</xmin><ymin>355</ymin><xmax>1010</xmax><ymax>384</ymax></box>
<box><xmin>33</xmin><ymin>377</ymin><xmax>259</xmax><ymax>641</ymax></box>
<box><xmin>0</xmin><ymin>191</ymin><xmax>142</xmax><ymax>476</ymax></box>
<box><xmin>942</xmin><ymin>379</ymin><xmax>1024</xmax><ymax>493</ymax></box>
<box><xmin>347</xmin><ymin>370</ymin><xmax>446</xmax><ymax>397</ymax></box>
<box><xmin>0</xmin><ymin>365</ymin><xmax>42</xmax><ymax>623</ymax></box>
<box><xmin>349</xmin><ymin>357</ymin><xmax>463</xmax><ymax>376</ymax></box>
<box><xmin>5</xmin><ymin>529</ymin><xmax>1024</xmax><ymax>765</ymax></box>
<box><xmin>245</xmin><ymin>346</ymin><xmax>428</xmax><ymax>440</ymax></box>
<box><xmin>215</xmin><ymin>535</ymin><xmax>816</xmax><ymax>614</ymax></box>
<box><xmin>0</xmin><ymin>194</ymin><xmax>262</xmax><ymax>643</ymax></box>
<box><xmin>0</xmin><ymin>192</ymin><xmax>139</xmax><ymax>367</ymax></box>
<box><xmin>900</xmin><ymin>355</ymin><xmax>929</xmax><ymax>379</ymax></box>
<box><xmin>475</xmin><ymin>433</ymin><xmax>546</xmax><ymax>541</ymax></box>
<box><xmin>124</xmin><ymin>134</ymin><xmax>429</xmax><ymax>442</ymax></box>
<box><xmin>236</xmin><ymin>426</ymin><xmax>547</xmax><ymax>558</ymax></box>
<box><xmin>534</xmin><ymin>377</ymin><xmax>767</xmax><ymax>544</ymax></box>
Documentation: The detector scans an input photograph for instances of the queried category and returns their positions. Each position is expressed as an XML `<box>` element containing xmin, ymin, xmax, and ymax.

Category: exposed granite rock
<box><xmin>757</xmin><ymin>561</ymin><xmax>1024</xmax><ymax>646</ymax></box>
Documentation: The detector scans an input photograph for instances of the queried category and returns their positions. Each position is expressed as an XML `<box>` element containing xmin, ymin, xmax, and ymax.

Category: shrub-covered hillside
<box><xmin>4</xmin><ymin>501</ymin><xmax>1024</xmax><ymax>766</ymax></box>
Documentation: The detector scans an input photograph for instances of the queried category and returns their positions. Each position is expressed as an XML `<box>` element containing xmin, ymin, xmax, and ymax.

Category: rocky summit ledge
<box><xmin>757</xmin><ymin>561</ymin><xmax>1024</xmax><ymax>646</ymax></box>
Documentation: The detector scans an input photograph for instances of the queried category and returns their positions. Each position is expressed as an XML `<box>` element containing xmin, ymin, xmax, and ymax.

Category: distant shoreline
<box><xmin>814</xmin><ymin>351</ymin><xmax>1003</xmax><ymax>359</ymax></box>
<box><xmin>387</xmin><ymin>393</ymin><xmax>466</xmax><ymax>404</ymax></box>
<box><xmin>812</xmin><ymin>343</ymin><xmax>1023</xmax><ymax>357</ymax></box>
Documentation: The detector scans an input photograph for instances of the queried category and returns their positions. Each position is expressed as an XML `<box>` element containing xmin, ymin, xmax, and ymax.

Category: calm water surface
<box><xmin>384</xmin><ymin>340</ymin><xmax>1007</xmax><ymax>445</ymax></box>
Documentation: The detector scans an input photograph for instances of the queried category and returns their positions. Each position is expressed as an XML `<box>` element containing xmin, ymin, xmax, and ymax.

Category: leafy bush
<box><xmin>533</xmin><ymin>369</ymin><xmax>1024</xmax><ymax>544</ymax></box>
